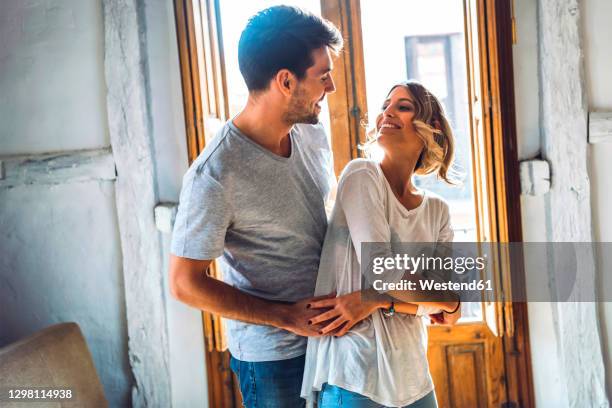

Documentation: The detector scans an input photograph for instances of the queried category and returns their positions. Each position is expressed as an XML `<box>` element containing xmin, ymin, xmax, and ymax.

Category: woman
<box><xmin>301</xmin><ymin>80</ymin><xmax>461</xmax><ymax>408</ymax></box>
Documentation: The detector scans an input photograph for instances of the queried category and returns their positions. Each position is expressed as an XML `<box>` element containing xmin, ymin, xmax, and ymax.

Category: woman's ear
<box><xmin>433</xmin><ymin>120</ymin><xmax>442</xmax><ymax>132</ymax></box>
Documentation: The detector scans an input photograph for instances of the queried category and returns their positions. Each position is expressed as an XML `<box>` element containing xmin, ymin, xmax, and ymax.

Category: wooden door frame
<box><xmin>173</xmin><ymin>0</ymin><xmax>534</xmax><ymax>406</ymax></box>
<box><xmin>174</xmin><ymin>1</ymin><xmax>240</xmax><ymax>407</ymax></box>
<box><xmin>482</xmin><ymin>1</ymin><xmax>534</xmax><ymax>406</ymax></box>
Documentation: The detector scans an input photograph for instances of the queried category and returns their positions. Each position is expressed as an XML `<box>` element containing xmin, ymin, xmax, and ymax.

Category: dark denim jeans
<box><xmin>229</xmin><ymin>354</ymin><xmax>306</xmax><ymax>408</ymax></box>
<box><xmin>318</xmin><ymin>383</ymin><xmax>438</xmax><ymax>408</ymax></box>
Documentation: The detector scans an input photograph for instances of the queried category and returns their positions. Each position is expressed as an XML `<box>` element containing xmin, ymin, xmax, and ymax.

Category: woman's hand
<box><xmin>307</xmin><ymin>291</ymin><xmax>382</xmax><ymax>337</ymax></box>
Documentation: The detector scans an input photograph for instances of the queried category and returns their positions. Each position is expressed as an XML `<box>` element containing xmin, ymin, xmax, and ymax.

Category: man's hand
<box><xmin>307</xmin><ymin>291</ymin><xmax>382</xmax><ymax>337</ymax></box>
<box><xmin>170</xmin><ymin>255</ymin><xmax>337</xmax><ymax>333</ymax></box>
<box><xmin>278</xmin><ymin>293</ymin><xmax>336</xmax><ymax>337</ymax></box>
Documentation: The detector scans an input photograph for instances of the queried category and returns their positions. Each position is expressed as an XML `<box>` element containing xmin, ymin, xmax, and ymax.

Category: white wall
<box><xmin>0</xmin><ymin>1</ymin><xmax>130</xmax><ymax>406</ymax></box>
<box><xmin>0</xmin><ymin>0</ymin><xmax>109</xmax><ymax>154</ymax></box>
<box><xmin>584</xmin><ymin>0</ymin><xmax>612</xmax><ymax>400</ymax></box>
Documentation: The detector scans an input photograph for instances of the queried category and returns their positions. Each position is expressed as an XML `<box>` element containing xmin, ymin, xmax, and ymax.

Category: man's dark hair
<box><xmin>238</xmin><ymin>5</ymin><xmax>343</xmax><ymax>92</ymax></box>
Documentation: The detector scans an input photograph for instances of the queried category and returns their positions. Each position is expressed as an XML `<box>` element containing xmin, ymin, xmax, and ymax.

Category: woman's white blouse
<box><xmin>301</xmin><ymin>159</ymin><xmax>453</xmax><ymax>407</ymax></box>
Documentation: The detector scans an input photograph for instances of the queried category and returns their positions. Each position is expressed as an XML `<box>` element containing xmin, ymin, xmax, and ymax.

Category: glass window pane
<box><xmin>360</xmin><ymin>0</ymin><xmax>481</xmax><ymax>321</ymax></box>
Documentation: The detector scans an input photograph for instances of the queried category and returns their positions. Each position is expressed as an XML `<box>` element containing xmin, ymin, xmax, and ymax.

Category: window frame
<box><xmin>173</xmin><ymin>0</ymin><xmax>533</xmax><ymax>406</ymax></box>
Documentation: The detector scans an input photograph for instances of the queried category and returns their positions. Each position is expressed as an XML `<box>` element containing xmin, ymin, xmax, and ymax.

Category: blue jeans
<box><xmin>229</xmin><ymin>354</ymin><xmax>306</xmax><ymax>408</ymax></box>
<box><xmin>318</xmin><ymin>383</ymin><xmax>438</xmax><ymax>408</ymax></box>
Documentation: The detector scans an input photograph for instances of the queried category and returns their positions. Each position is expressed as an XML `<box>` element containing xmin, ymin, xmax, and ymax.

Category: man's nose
<box><xmin>326</xmin><ymin>77</ymin><xmax>336</xmax><ymax>94</ymax></box>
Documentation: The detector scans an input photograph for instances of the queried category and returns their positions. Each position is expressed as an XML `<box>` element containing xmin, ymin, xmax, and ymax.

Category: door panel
<box><xmin>428</xmin><ymin>324</ymin><xmax>505</xmax><ymax>407</ymax></box>
<box><xmin>447</xmin><ymin>344</ymin><xmax>487</xmax><ymax>408</ymax></box>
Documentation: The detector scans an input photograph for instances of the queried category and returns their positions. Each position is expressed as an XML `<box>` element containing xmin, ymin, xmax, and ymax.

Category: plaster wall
<box><xmin>0</xmin><ymin>0</ymin><xmax>208</xmax><ymax>405</ymax></box>
<box><xmin>0</xmin><ymin>1</ymin><xmax>132</xmax><ymax>406</ymax></box>
<box><xmin>0</xmin><ymin>0</ymin><xmax>109</xmax><ymax>154</ymax></box>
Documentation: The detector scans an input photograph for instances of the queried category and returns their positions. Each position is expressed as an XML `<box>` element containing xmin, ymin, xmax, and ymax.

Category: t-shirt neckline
<box><xmin>228</xmin><ymin>120</ymin><xmax>296</xmax><ymax>163</ymax></box>
<box><xmin>375</xmin><ymin>162</ymin><xmax>427</xmax><ymax>217</ymax></box>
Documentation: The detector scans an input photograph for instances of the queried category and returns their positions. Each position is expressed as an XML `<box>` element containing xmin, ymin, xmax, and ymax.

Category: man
<box><xmin>169</xmin><ymin>6</ymin><xmax>343</xmax><ymax>407</ymax></box>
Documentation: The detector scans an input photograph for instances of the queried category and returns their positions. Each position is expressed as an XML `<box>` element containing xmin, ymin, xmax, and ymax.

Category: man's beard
<box><xmin>282</xmin><ymin>86</ymin><xmax>319</xmax><ymax>125</ymax></box>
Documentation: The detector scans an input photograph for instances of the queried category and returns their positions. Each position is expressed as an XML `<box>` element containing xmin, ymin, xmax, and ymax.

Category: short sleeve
<box><xmin>296</xmin><ymin>123</ymin><xmax>337</xmax><ymax>214</ymax></box>
<box><xmin>171</xmin><ymin>169</ymin><xmax>232</xmax><ymax>260</ymax></box>
<box><xmin>338</xmin><ymin>165</ymin><xmax>388</xmax><ymax>262</ymax></box>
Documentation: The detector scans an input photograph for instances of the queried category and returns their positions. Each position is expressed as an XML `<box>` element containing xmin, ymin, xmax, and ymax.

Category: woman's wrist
<box><xmin>439</xmin><ymin>295</ymin><xmax>461</xmax><ymax>313</ymax></box>
<box><xmin>376</xmin><ymin>299</ymin><xmax>393</xmax><ymax>310</ymax></box>
<box><xmin>382</xmin><ymin>301</ymin><xmax>395</xmax><ymax>318</ymax></box>
<box><xmin>446</xmin><ymin>298</ymin><xmax>461</xmax><ymax>314</ymax></box>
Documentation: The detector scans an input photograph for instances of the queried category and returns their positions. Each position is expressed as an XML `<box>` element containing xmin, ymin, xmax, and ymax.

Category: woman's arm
<box><xmin>308</xmin><ymin>164</ymin><xmax>457</xmax><ymax>335</ymax></box>
<box><xmin>383</xmin><ymin>300</ymin><xmax>418</xmax><ymax>315</ymax></box>
<box><xmin>338</xmin><ymin>166</ymin><xmax>458</xmax><ymax>310</ymax></box>
<box><xmin>307</xmin><ymin>290</ymin><xmax>419</xmax><ymax>336</ymax></box>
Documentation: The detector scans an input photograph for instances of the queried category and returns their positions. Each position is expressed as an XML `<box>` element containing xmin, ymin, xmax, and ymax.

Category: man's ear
<box><xmin>275</xmin><ymin>69</ymin><xmax>294</xmax><ymax>97</ymax></box>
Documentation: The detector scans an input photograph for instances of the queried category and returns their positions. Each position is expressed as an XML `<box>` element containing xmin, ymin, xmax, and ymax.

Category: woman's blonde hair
<box><xmin>363</xmin><ymin>80</ymin><xmax>459</xmax><ymax>185</ymax></box>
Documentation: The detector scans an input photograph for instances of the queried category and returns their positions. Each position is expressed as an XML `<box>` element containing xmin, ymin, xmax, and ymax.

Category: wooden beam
<box><xmin>0</xmin><ymin>148</ymin><xmax>115</xmax><ymax>189</ymax></box>
<box><xmin>102</xmin><ymin>0</ymin><xmax>172</xmax><ymax>406</ymax></box>
<box><xmin>589</xmin><ymin>111</ymin><xmax>612</xmax><ymax>144</ymax></box>
<box><xmin>537</xmin><ymin>0</ymin><xmax>608</xmax><ymax>406</ymax></box>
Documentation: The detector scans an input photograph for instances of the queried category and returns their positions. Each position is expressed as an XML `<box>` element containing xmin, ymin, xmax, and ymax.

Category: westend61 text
<box><xmin>373</xmin><ymin>279</ymin><xmax>493</xmax><ymax>292</ymax></box>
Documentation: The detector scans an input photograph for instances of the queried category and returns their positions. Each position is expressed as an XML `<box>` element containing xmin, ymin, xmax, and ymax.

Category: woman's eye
<box><xmin>381</xmin><ymin>104</ymin><xmax>412</xmax><ymax>111</ymax></box>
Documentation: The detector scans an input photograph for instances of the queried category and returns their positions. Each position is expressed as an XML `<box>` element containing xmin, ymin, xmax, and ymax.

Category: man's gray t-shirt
<box><xmin>171</xmin><ymin>120</ymin><xmax>335</xmax><ymax>362</ymax></box>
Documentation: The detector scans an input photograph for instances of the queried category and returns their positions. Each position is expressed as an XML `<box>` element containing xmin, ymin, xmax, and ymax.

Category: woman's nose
<box><xmin>383</xmin><ymin>106</ymin><xmax>395</xmax><ymax>117</ymax></box>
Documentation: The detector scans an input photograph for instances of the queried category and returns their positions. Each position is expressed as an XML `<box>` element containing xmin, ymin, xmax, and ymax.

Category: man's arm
<box><xmin>169</xmin><ymin>255</ymin><xmax>331</xmax><ymax>337</ymax></box>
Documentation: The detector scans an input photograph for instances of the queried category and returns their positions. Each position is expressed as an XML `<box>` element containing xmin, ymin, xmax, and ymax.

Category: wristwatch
<box><xmin>382</xmin><ymin>301</ymin><xmax>395</xmax><ymax>318</ymax></box>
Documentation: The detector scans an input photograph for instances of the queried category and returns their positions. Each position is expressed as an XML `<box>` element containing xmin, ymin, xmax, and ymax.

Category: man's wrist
<box><xmin>269</xmin><ymin>303</ymin><xmax>293</xmax><ymax>330</ymax></box>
